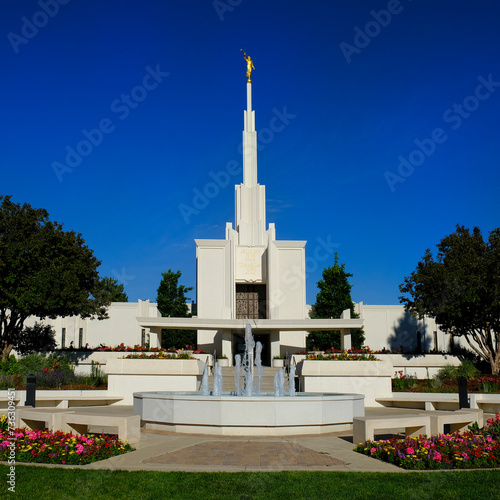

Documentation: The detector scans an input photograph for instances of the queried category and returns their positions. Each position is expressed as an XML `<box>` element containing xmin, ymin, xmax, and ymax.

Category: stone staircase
<box><xmin>208</xmin><ymin>366</ymin><xmax>288</xmax><ymax>394</ymax></box>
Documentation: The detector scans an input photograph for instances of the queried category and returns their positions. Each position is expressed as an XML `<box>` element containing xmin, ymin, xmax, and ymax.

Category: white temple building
<box><xmin>21</xmin><ymin>63</ymin><xmax>464</xmax><ymax>362</ymax></box>
<box><xmin>137</xmin><ymin>69</ymin><xmax>363</xmax><ymax>364</ymax></box>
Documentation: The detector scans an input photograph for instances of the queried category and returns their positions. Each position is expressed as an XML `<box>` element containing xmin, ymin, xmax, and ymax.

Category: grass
<box><xmin>2</xmin><ymin>467</ymin><xmax>500</xmax><ymax>499</ymax></box>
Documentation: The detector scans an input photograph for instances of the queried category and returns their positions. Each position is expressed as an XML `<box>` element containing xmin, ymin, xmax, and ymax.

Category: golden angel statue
<box><xmin>241</xmin><ymin>49</ymin><xmax>255</xmax><ymax>83</ymax></box>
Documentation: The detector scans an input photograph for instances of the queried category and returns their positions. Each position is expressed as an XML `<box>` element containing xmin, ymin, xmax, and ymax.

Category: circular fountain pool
<box><xmin>133</xmin><ymin>391</ymin><xmax>364</xmax><ymax>436</ymax></box>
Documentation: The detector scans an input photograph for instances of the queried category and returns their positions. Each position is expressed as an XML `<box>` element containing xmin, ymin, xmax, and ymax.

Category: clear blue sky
<box><xmin>2</xmin><ymin>0</ymin><xmax>499</xmax><ymax>306</ymax></box>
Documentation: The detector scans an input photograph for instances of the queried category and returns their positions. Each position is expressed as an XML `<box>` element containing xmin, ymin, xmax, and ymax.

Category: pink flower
<box><xmin>406</xmin><ymin>447</ymin><xmax>415</xmax><ymax>455</ymax></box>
<box><xmin>75</xmin><ymin>444</ymin><xmax>85</xmax><ymax>454</ymax></box>
<box><xmin>370</xmin><ymin>447</ymin><xmax>376</xmax><ymax>454</ymax></box>
<box><xmin>434</xmin><ymin>451</ymin><xmax>442</xmax><ymax>461</ymax></box>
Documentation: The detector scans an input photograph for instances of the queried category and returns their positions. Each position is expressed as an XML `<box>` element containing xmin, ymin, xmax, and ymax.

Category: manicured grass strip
<box><xmin>2</xmin><ymin>466</ymin><xmax>500</xmax><ymax>499</ymax></box>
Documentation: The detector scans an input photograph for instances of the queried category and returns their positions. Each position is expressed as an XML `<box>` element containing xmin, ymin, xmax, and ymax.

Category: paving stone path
<box><xmin>145</xmin><ymin>440</ymin><xmax>346</xmax><ymax>467</ymax></box>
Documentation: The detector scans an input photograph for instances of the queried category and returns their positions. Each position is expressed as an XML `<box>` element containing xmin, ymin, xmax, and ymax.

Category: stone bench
<box><xmin>61</xmin><ymin>413</ymin><xmax>140</xmax><ymax>444</ymax></box>
<box><xmin>16</xmin><ymin>407</ymin><xmax>75</xmax><ymax>431</ymax></box>
<box><xmin>426</xmin><ymin>409</ymin><xmax>483</xmax><ymax>435</ymax></box>
<box><xmin>353</xmin><ymin>414</ymin><xmax>431</xmax><ymax>445</ymax></box>
<box><xmin>15</xmin><ymin>406</ymin><xmax>140</xmax><ymax>444</ymax></box>
<box><xmin>376</xmin><ymin>394</ymin><xmax>460</xmax><ymax>411</ymax></box>
<box><xmin>4</xmin><ymin>394</ymin><xmax>124</xmax><ymax>410</ymax></box>
<box><xmin>469</xmin><ymin>394</ymin><xmax>500</xmax><ymax>412</ymax></box>
<box><xmin>353</xmin><ymin>409</ymin><xmax>484</xmax><ymax>444</ymax></box>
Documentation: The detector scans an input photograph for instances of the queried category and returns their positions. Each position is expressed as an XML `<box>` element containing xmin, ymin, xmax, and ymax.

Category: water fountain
<box><xmin>133</xmin><ymin>323</ymin><xmax>364</xmax><ymax>435</ymax></box>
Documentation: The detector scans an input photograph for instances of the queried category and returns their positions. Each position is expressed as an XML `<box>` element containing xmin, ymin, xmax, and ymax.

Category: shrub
<box><xmin>429</xmin><ymin>377</ymin><xmax>443</xmax><ymax>389</ymax></box>
<box><xmin>36</xmin><ymin>370</ymin><xmax>77</xmax><ymax>389</ymax></box>
<box><xmin>84</xmin><ymin>361</ymin><xmax>107</xmax><ymax>387</ymax></box>
<box><xmin>436</xmin><ymin>364</ymin><xmax>459</xmax><ymax>381</ymax></box>
<box><xmin>15</xmin><ymin>353</ymin><xmax>49</xmax><ymax>375</ymax></box>
<box><xmin>0</xmin><ymin>374</ymin><xmax>19</xmax><ymax>390</ymax></box>
<box><xmin>437</xmin><ymin>360</ymin><xmax>481</xmax><ymax>381</ymax></box>
<box><xmin>393</xmin><ymin>371</ymin><xmax>417</xmax><ymax>390</ymax></box>
<box><xmin>15</xmin><ymin>322</ymin><xmax>57</xmax><ymax>355</ymax></box>
<box><xmin>0</xmin><ymin>355</ymin><xmax>18</xmax><ymax>375</ymax></box>
<box><xmin>457</xmin><ymin>359</ymin><xmax>480</xmax><ymax>379</ymax></box>
<box><xmin>478</xmin><ymin>376</ymin><xmax>499</xmax><ymax>393</ymax></box>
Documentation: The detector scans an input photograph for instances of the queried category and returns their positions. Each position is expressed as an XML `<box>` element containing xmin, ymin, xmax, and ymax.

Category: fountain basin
<box><xmin>133</xmin><ymin>391</ymin><xmax>365</xmax><ymax>436</ymax></box>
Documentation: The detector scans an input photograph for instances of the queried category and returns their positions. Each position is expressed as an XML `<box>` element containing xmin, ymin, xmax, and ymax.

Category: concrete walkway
<box><xmin>81</xmin><ymin>406</ymin><xmax>422</xmax><ymax>473</ymax></box>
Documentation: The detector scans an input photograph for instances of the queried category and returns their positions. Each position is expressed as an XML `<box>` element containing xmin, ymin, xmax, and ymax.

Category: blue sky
<box><xmin>2</xmin><ymin>0</ymin><xmax>499</xmax><ymax>306</ymax></box>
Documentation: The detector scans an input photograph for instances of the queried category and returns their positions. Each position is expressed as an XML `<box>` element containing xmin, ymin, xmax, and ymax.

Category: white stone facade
<box><xmin>22</xmin><ymin>300</ymin><xmax>161</xmax><ymax>350</ymax></box>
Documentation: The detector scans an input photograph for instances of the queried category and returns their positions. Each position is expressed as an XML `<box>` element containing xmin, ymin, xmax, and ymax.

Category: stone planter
<box><xmin>299</xmin><ymin>358</ymin><xmax>393</xmax><ymax>406</ymax></box>
<box><xmin>217</xmin><ymin>358</ymin><xmax>229</xmax><ymax>367</ymax></box>
<box><xmin>272</xmin><ymin>358</ymin><xmax>284</xmax><ymax>368</ymax></box>
<box><xmin>106</xmin><ymin>358</ymin><xmax>205</xmax><ymax>404</ymax></box>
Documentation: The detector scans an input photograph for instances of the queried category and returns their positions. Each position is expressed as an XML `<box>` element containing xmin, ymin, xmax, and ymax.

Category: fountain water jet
<box><xmin>201</xmin><ymin>364</ymin><xmax>209</xmax><ymax>396</ymax></box>
<box><xmin>234</xmin><ymin>354</ymin><xmax>242</xmax><ymax>396</ymax></box>
<box><xmin>274</xmin><ymin>367</ymin><xmax>286</xmax><ymax>396</ymax></box>
<box><xmin>212</xmin><ymin>362</ymin><xmax>222</xmax><ymax>396</ymax></box>
<box><xmin>254</xmin><ymin>341</ymin><xmax>263</xmax><ymax>396</ymax></box>
<box><xmin>289</xmin><ymin>363</ymin><xmax>296</xmax><ymax>397</ymax></box>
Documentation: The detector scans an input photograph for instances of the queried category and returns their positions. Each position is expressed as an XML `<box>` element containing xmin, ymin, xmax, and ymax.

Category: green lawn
<box><xmin>2</xmin><ymin>466</ymin><xmax>499</xmax><ymax>499</ymax></box>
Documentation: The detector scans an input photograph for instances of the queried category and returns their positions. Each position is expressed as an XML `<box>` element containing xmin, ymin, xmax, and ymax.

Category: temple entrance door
<box><xmin>235</xmin><ymin>284</ymin><xmax>266</xmax><ymax>319</ymax></box>
<box><xmin>232</xmin><ymin>331</ymin><xmax>271</xmax><ymax>366</ymax></box>
<box><xmin>254</xmin><ymin>333</ymin><xmax>270</xmax><ymax>366</ymax></box>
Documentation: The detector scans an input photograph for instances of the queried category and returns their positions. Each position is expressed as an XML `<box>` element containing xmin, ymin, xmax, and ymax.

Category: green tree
<box><xmin>101</xmin><ymin>277</ymin><xmax>128</xmax><ymax>302</ymax></box>
<box><xmin>308</xmin><ymin>253</ymin><xmax>365</xmax><ymax>350</ymax></box>
<box><xmin>0</xmin><ymin>195</ymin><xmax>110</xmax><ymax>361</ymax></box>
<box><xmin>156</xmin><ymin>269</ymin><xmax>195</xmax><ymax>349</ymax></box>
<box><xmin>399</xmin><ymin>225</ymin><xmax>500</xmax><ymax>375</ymax></box>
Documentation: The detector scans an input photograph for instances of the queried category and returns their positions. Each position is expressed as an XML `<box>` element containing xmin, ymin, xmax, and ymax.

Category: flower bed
<box><xmin>354</xmin><ymin>414</ymin><xmax>500</xmax><ymax>470</ymax></box>
<box><xmin>94</xmin><ymin>343</ymin><xmax>207</xmax><ymax>354</ymax></box>
<box><xmin>305</xmin><ymin>347</ymin><xmax>379</xmax><ymax>361</ymax></box>
<box><xmin>392</xmin><ymin>375</ymin><xmax>500</xmax><ymax>394</ymax></box>
<box><xmin>0</xmin><ymin>425</ymin><xmax>133</xmax><ymax>465</ymax></box>
<box><xmin>122</xmin><ymin>352</ymin><xmax>194</xmax><ymax>359</ymax></box>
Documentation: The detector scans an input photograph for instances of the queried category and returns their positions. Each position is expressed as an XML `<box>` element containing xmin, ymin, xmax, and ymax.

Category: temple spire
<box><xmin>242</xmin><ymin>79</ymin><xmax>257</xmax><ymax>186</ymax></box>
<box><xmin>235</xmin><ymin>51</ymin><xmax>266</xmax><ymax>246</ymax></box>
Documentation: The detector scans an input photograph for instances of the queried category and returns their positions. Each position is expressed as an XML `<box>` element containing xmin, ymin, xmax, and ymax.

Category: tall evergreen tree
<box><xmin>308</xmin><ymin>253</ymin><xmax>365</xmax><ymax>350</ymax></box>
<box><xmin>156</xmin><ymin>269</ymin><xmax>195</xmax><ymax>349</ymax></box>
<box><xmin>101</xmin><ymin>277</ymin><xmax>128</xmax><ymax>302</ymax></box>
